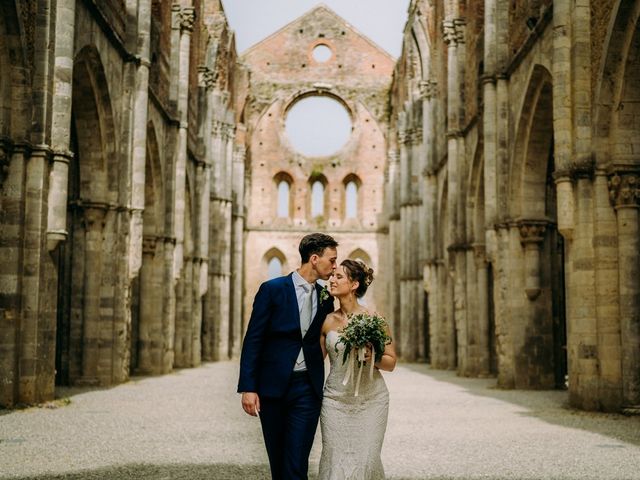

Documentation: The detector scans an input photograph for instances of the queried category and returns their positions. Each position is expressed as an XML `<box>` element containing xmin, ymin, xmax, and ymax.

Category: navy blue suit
<box><xmin>238</xmin><ymin>273</ymin><xmax>334</xmax><ymax>479</ymax></box>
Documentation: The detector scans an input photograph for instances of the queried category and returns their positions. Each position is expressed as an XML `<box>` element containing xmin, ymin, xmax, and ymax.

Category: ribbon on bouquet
<box><xmin>341</xmin><ymin>345</ymin><xmax>376</xmax><ymax>396</ymax></box>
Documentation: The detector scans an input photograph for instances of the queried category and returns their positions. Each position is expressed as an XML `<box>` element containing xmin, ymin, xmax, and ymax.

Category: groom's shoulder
<box><xmin>261</xmin><ymin>273</ymin><xmax>292</xmax><ymax>289</ymax></box>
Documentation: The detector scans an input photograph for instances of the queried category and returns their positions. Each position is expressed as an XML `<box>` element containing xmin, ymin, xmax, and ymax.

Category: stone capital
<box><xmin>607</xmin><ymin>167</ymin><xmax>640</xmax><ymax>209</ymax></box>
<box><xmin>142</xmin><ymin>235</ymin><xmax>158</xmax><ymax>255</ymax></box>
<box><xmin>198</xmin><ymin>66</ymin><xmax>215</xmax><ymax>89</ymax></box>
<box><xmin>410</xmin><ymin>129</ymin><xmax>423</xmax><ymax>145</ymax></box>
<box><xmin>223</xmin><ymin>123</ymin><xmax>236</xmax><ymax>140</ymax></box>
<box><xmin>518</xmin><ymin>220</ymin><xmax>547</xmax><ymax>245</ymax></box>
<box><xmin>179</xmin><ymin>7</ymin><xmax>196</xmax><ymax>33</ymax></box>
<box><xmin>442</xmin><ymin>19</ymin><xmax>465</xmax><ymax>46</ymax></box>
<box><xmin>419</xmin><ymin>80</ymin><xmax>438</xmax><ymax>99</ymax></box>
<box><xmin>82</xmin><ymin>203</ymin><xmax>108</xmax><ymax>230</ymax></box>
<box><xmin>212</xmin><ymin>120</ymin><xmax>224</xmax><ymax>136</ymax></box>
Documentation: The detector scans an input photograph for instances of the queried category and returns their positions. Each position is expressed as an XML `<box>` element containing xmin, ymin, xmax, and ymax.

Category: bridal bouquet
<box><xmin>336</xmin><ymin>312</ymin><xmax>391</xmax><ymax>396</ymax></box>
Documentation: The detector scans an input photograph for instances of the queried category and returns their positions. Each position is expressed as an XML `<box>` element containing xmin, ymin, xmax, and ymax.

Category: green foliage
<box><xmin>336</xmin><ymin>313</ymin><xmax>391</xmax><ymax>365</ymax></box>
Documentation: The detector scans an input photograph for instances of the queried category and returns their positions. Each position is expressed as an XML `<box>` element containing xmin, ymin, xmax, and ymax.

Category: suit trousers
<box><xmin>259</xmin><ymin>371</ymin><xmax>322</xmax><ymax>480</ymax></box>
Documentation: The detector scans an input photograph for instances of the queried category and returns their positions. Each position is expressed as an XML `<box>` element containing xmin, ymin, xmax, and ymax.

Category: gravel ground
<box><xmin>1</xmin><ymin>362</ymin><xmax>639</xmax><ymax>480</ymax></box>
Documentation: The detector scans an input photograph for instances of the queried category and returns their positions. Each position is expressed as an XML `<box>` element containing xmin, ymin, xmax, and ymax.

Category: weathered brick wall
<box><xmin>507</xmin><ymin>0</ymin><xmax>551</xmax><ymax>57</ymax></box>
<box><xmin>242</xmin><ymin>5</ymin><xmax>393</xmax><ymax>324</ymax></box>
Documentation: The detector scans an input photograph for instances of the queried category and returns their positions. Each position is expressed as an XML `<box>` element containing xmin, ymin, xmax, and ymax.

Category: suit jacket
<box><xmin>237</xmin><ymin>273</ymin><xmax>334</xmax><ymax>399</ymax></box>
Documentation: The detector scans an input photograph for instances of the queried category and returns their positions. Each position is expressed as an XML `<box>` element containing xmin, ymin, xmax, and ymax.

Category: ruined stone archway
<box><xmin>55</xmin><ymin>45</ymin><xmax>117</xmax><ymax>386</ymax></box>
<box><xmin>130</xmin><ymin>122</ymin><xmax>165</xmax><ymax>375</ymax></box>
<box><xmin>508</xmin><ymin>64</ymin><xmax>566</xmax><ymax>389</ymax></box>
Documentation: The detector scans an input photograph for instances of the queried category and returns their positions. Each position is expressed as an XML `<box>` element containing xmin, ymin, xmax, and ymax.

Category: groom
<box><xmin>238</xmin><ymin>233</ymin><xmax>338</xmax><ymax>479</ymax></box>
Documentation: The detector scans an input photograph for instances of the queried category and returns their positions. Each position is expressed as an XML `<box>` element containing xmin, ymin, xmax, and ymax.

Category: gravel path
<box><xmin>1</xmin><ymin>362</ymin><xmax>639</xmax><ymax>479</ymax></box>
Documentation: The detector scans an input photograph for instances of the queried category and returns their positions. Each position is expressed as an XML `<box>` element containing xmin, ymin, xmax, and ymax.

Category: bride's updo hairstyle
<box><xmin>341</xmin><ymin>259</ymin><xmax>374</xmax><ymax>298</ymax></box>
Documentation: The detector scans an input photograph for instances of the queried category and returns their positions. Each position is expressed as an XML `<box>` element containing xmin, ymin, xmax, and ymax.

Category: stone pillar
<box><xmin>137</xmin><ymin>235</ymin><xmax>158</xmax><ymax>374</ymax></box>
<box><xmin>161</xmin><ymin>236</ymin><xmax>176</xmax><ymax>372</ymax></box>
<box><xmin>17</xmin><ymin>146</ymin><xmax>50</xmax><ymax>402</ymax></box>
<box><xmin>593</xmin><ymin>169</ymin><xmax>622</xmax><ymax>410</ymax></box>
<box><xmin>231</xmin><ymin>141</ymin><xmax>246</xmax><ymax>358</ymax></box>
<box><xmin>608</xmin><ymin>169</ymin><xmax>640</xmax><ymax>412</ymax></box>
<box><xmin>79</xmin><ymin>205</ymin><xmax>107</xmax><ymax>385</ymax></box>
<box><xmin>473</xmin><ymin>244</ymin><xmax>491</xmax><ymax>376</ymax></box>
<box><xmin>171</xmin><ymin>4</ymin><xmax>195</xmax><ymax>279</ymax></box>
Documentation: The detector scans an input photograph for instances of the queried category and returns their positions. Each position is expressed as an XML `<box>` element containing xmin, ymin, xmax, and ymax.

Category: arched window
<box><xmin>311</xmin><ymin>181</ymin><xmax>325</xmax><ymax>217</ymax></box>
<box><xmin>345</xmin><ymin>181</ymin><xmax>358</xmax><ymax>218</ymax></box>
<box><xmin>277</xmin><ymin>180</ymin><xmax>290</xmax><ymax>217</ymax></box>
<box><xmin>267</xmin><ymin>257</ymin><xmax>283</xmax><ymax>280</ymax></box>
<box><xmin>274</xmin><ymin>172</ymin><xmax>293</xmax><ymax>219</ymax></box>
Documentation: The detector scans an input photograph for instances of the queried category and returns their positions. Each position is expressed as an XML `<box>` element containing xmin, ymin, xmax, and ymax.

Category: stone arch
<box><xmin>410</xmin><ymin>15</ymin><xmax>432</xmax><ymax>81</ymax></box>
<box><xmin>347</xmin><ymin>248</ymin><xmax>372</xmax><ymax>266</ymax></box>
<box><xmin>508</xmin><ymin>64</ymin><xmax>567</xmax><ymax>389</ymax></box>
<box><xmin>72</xmin><ymin>45</ymin><xmax>117</xmax><ymax>203</ymax></box>
<box><xmin>309</xmin><ymin>172</ymin><xmax>329</xmax><ymax>219</ymax></box>
<box><xmin>274</xmin><ymin>171</ymin><xmax>294</xmax><ymax>218</ymax></box>
<box><xmin>510</xmin><ymin>65</ymin><xmax>553</xmax><ymax>219</ymax></box>
<box><xmin>130</xmin><ymin>121</ymin><xmax>165</xmax><ymax>375</ymax></box>
<box><xmin>55</xmin><ymin>44</ymin><xmax>119</xmax><ymax>386</ymax></box>
<box><xmin>342</xmin><ymin>173</ymin><xmax>361</xmax><ymax>220</ymax></box>
<box><xmin>263</xmin><ymin>247</ymin><xmax>288</xmax><ymax>280</ymax></box>
<box><xmin>594</xmin><ymin>0</ymin><xmax>640</xmax><ymax>167</ymax></box>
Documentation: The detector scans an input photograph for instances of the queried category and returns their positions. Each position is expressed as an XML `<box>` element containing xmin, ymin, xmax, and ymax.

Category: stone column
<box><xmin>161</xmin><ymin>236</ymin><xmax>176</xmax><ymax>372</ymax></box>
<box><xmin>137</xmin><ymin>235</ymin><xmax>158</xmax><ymax>374</ymax></box>
<box><xmin>171</xmin><ymin>4</ymin><xmax>195</xmax><ymax>278</ymax></box>
<box><xmin>47</xmin><ymin>152</ymin><xmax>72</xmax><ymax>251</ymax></box>
<box><xmin>483</xmin><ymin>0</ymin><xmax>497</xmax><ymax>258</ymax></box>
<box><xmin>46</xmin><ymin>0</ymin><xmax>76</xmax><ymax>252</ymax></box>
<box><xmin>473</xmin><ymin>244</ymin><xmax>490</xmax><ymax>376</ymax></box>
<box><xmin>518</xmin><ymin>221</ymin><xmax>547</xmax><ymax>301</ymax></box>
<box><xmin>593</xmin><ymin>169</ymin><xmax>622</xmax><ymax>411</ymax></box>
<box><xmin>79</xmin><ymin>204</ymin><xmax>107</xmax><ymax>385</ymax></box>
<box><xmin>608</xmin><ymin>169</ymin><xmax>640</xmax><ymax>412</ymax></box>
<box><xmin>231</xmin><ymin>142</ymin><xmax>246</xmax><ymax>358</ymax></box>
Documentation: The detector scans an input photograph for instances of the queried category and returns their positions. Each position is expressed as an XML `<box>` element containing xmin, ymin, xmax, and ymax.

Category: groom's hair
<box><xmin>299</xmin><ymin>233</ymin><xmax>338</xmax><ymax>263</ymax></box>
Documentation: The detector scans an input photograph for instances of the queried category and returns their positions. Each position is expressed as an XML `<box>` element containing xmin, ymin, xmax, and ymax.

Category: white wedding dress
<box><xmin>318</xmin><ymin>330</ymin><xmax>389</xmax><ymax>480</ymax></box>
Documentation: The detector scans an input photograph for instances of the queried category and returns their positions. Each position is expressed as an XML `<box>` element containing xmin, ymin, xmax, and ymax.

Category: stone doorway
<box><xmin>511</xmin><ymin>68</ymin><xmax>568</xmax><ymax>389</ymax></box>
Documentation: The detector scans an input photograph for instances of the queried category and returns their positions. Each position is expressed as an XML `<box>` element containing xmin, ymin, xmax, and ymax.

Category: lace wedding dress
<box><xmin>318</xmin><ymin>330</ymin><xmax>389</xmax><ymax>480</ymax></box>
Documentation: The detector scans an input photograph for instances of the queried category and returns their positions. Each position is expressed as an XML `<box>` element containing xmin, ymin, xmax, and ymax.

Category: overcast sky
<box><xmin>220</xmin><ymin>0</ymin><xmax>411</xmax><ymax>58</ymax></box>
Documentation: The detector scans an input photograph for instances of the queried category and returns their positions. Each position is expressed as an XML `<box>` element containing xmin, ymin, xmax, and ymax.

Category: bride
<box><xmin>318</xmin><ymin>259</ymin><xmax>397</xmax><ymax>480</ymax></box>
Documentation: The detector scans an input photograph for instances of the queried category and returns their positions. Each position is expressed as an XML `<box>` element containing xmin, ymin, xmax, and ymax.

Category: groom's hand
<box><xmin>241</xmin><ymin>392</ymin><xmax>261</xmax><ymax>417</ymax></box>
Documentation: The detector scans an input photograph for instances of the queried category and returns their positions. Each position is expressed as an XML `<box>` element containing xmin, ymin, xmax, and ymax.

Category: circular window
<box><xmin>285</xmin><ymin>96</ymin><xmax>352</xmax><ymax>157</ymax></box>
<box><xmin>312</xmin><ymin>44</ymin><xmax>332</xmax><ymax>63</ymax></box>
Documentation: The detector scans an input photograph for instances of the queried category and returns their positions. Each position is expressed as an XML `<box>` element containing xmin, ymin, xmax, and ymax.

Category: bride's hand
<box><xmin>363</xmin><ymin>344</ymin><xmax>373</xmax><ymax>364</ymax></box>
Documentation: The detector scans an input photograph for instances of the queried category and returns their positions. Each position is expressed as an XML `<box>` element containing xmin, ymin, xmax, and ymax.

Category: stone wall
<box><xmin>0</xmin><ymin>0</ymin><xmax>245</xmax><ymax>407</ymax></box>
<box><xmin>241</xmin><ymin>5</ymin><xmax>393</xmax><ymax>331</ymax></box>
<box><xmin>387</xmin><ymin>0</ymin><xmax>640</xmax><ymax>413</ymax></box>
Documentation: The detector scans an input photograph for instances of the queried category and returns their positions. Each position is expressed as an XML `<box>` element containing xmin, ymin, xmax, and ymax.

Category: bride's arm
<box><xmin>374</xmin><ymin>325</ymin><xmax>397</xmax><ymax>372</ymax></box>
<box><xmin>320</xmin><ymin>314</ymin><xmax>333</xmax><ymax>359</ymax></box>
